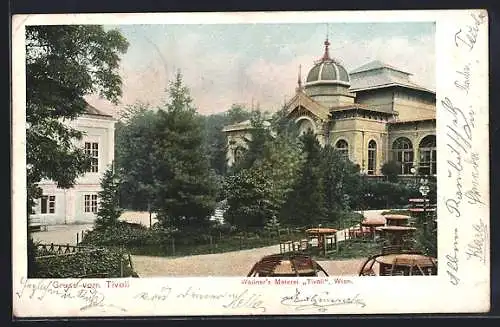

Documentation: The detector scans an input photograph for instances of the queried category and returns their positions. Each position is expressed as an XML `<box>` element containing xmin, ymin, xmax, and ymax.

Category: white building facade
<box><xmin>31</xmin><ymin>104</ymin><xmax>116</xmax><ymax>225</ymax></box>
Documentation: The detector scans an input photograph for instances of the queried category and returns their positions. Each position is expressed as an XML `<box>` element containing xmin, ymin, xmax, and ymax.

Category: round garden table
<box><xmin>384</xmin><ymin>214</ymin><xmax>411</xmax><ymax>226</ymax></box>
<box><xmin>380</xmin><ymin>226</ymin><xmax>417</xmax><ymax>247</ymax></box>
<box><xmin>305</xmin><ymin>228</ymin><xmax>337</xmax><ymax>255</ymax></box>
<box><xmin>361</xmin><ymin>217</ymin><xmax>386</xmax><ymax>241</ymax></box>
<box><xmin>375</xmin><ymin>253</ymin><xmax>437</xmax><ymax>276</ymax></box>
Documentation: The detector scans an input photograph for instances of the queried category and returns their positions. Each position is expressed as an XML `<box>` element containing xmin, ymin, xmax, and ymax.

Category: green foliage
<box><xmin>27</xmin><ymin>237</ymin><xmax>39</xmax><ymax>277</ymax></box>
<box><xmin>26</xmin><ymin>25</ymin><xmax>129</xmax><ymax>213</ymax></box>
<box><xmin>226</xmin><ymin>104</ymin><xmax>252</xmax><ymax>125</ymax></box>
<box><xmin>381</xmin><ymin>160</ymin><xmax>401</xmax><ymax>182</ymax></box>
<box><xmin>25</xmin><ymin>25</ymin><xmax>128</xmax><ymax>276</ymax></box>
<box><xmin>360</xmin><ymin>180</ymin><xmax>420</xmax><ymax>209</ymax></box>
<box><xmin>153</xmin><ymin>71</ymin><xmax>218</xmax><ymax>228</ymax></box>
<box><xmin>231</xmin><ymin>110</ymin><xmax>273</xmax><ymax>173</ymax></box>
<box><xmin>320</xmin><ymin>145</ymin><xmax>362</xmax><ymax>223</ymax></box>
<box><xmin>223</xmin><ymin>169</ymin><xmax>275</xmax><ymax>230</ymax></box>
<box><xmin>115</xmin><ymin>104</ymin><xmax>158</xmax><ymax>211</ymax></box>
<box><xmin>95</xmin><ymin>164</ymin><xmax>123</xmax><ymax>229</ymax></box>
<box><xmin>224</xmin><ymin>116</ymin><xmax>304</xmax><ymax>231</ymax></box>
<box><xmin>81</xmin><ymin>222</ymin><xmax>171</xmax><ymax>247</ymax></box>
<box><xmin>281</xmin><ymin>131</ymin><xmax>325</xmax><ymax>226</ymax></box>
<box><xmin>35</xmin><ymin>248</ymin><xmax>136</xmax><ymax>278</ymax></box>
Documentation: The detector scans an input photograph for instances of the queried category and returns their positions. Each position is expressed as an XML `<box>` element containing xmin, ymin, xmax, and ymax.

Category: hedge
<box><xmin>35</xmin><ymin>248</ymin><xmax>138</xmax><ymax>278</ymax></box>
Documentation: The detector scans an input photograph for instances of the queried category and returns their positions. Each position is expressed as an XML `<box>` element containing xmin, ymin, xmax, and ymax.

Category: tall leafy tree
<box><xmin>153</xmin><ymin>72</ymin><xmax>218</xmax><ymax>229</ymax></box>
<box><xmin>320</xmin><ymin>145</ymin><xmax>362</xmax><ymax>223</ymax></box>
<box><xmin>25</xmin><ymin>25</ymin><xmax>129</xmax><ymax>213</ymax></box>
<box><xmin>224</xmin><ymin>115</ymin><xmax>304</xmax><ymax>231</ymax></box>
<box><xmin>281</xmin><ymin>130</ymin><xmax>325</xmax><ymax>227</ymax></box>
<box><xmin>95</xmin><ymin>163</ymin><xmax>123</xmax><ymax>229</ymax></box>
<box><xmin>115</xmin><ymin>103</ymin><xmax>158</xmax><ymax>211</ymax></box>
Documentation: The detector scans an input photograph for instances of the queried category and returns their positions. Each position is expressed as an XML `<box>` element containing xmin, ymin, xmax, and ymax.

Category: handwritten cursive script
<box><xmin>455</xmin><ymin>62</ymin><xmax>471</xmax><ymax>94</ymax></box>
<box><xmin>280</xmin><ymin>288</ymin><xmax>366</xmax><ymax>312</ymax></box>
<box><xmin>442</xmin><ymin>97</ymin><xmax>476</xmax><ymax>218</ymax></box>
<box><xmin>134</xmin><ymin>286</ymin><xmax>266</xmax><ymax>313</ymax></box>
<box><xmin>464</xmin><ymin>152</ymin><xmax>484</xmax><ymax>205</ymax></box>
<box><xmin>455</xmin><ymin>11</ymin><xmax>487</xmax><ymax>51</ymax></box>
<box><xmin>445</xmin><ymin>228</ymin><xmax>460</xmax><ymax>286</ymax></box>
<box><xmin>465</xmin><ymin>219</ymin><xmax>488</xmax><ymax>264</ymax></box>
<box><xmin>15</xmin><ymin>277</ymin><xmax>126</xmax><ymax>312</ymax></box>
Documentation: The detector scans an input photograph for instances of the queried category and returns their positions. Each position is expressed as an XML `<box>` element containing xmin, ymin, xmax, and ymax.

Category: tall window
<box><xmin>84</xmin><ymin>194</ymin><xmax>98</xmax><ymax>213</ymax></box>
<box><xmin>233</xmin><ymin>146</ymin><xmax>245</xmax><ymax>164</ymax></box>
<box><xmin>40</xmin><ymin>195</ymin><xmax>55</xmax><ymax>214</ymax></box>
<box><xmin>84</xmin><ymin>142</ymin><xmax>99</xmax><ymax>172</ymax></box>
<box><xmin>392</xmin><ymin>137</ymin><xmax>414</xmax><ymax>174</ymax></box>
<box><xmin>367</xmin><ymin>140</ymin><xmax>377</xmax><ymax>175</ymax></box>
<box><xmin>419</xmin><ymin>135</ymin><xmax>437</xmax><ymax>175</ymax></box>
<box><xmin>335</xmin><ymin>139</ymin><xmax>349</xmax><ymax>161</ymax></box>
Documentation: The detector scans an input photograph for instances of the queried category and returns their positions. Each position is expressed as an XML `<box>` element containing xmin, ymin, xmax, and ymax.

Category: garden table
<box><xmin>375</xmin><ymin>253</ymin><xmax>437</xmax><ymax>276</ymax></box>
<box><xmin>361</xmin><ymin>217</ymin><xmax>386</xmax><ymax>241</ymax></box>
<box><xmin>384</xmin><ymin>214</ymin><xmax>411</xmax><ymax>226</ymax></box>
<box><xmin>305</xmin><ymin>228</ymin><xmax>337</xmax><ymax>255</ymax></box>
<box><xmin>380</xmin><ymin>226</ymin><xmax>417</xmax><ymax>247</ymax></box>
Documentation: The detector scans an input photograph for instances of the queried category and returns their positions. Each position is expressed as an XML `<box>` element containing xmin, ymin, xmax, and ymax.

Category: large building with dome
<box><xmin>223</xmin><ymin>39</ymin><xmax>436</xmax><ymax>177</ymax></box>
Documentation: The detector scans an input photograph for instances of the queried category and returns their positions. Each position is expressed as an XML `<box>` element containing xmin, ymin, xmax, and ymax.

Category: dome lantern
<box><xmin>305</xmin><ymin>38</ymin><xmax>350</xmax><ymax>87</ymax></box>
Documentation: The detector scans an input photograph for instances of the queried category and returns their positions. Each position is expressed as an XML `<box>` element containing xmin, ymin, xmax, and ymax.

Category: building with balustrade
<box><xmin>223</xmin><ymin>39</ymin><xmax>436</xmax><ymax>178</ymax></box>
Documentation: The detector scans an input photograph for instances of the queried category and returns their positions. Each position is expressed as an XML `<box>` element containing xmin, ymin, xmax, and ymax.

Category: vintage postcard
<box><xmin>11</xmin><ymin>10</ymin><xmax>490</xmax><ymax>317</ymax></box>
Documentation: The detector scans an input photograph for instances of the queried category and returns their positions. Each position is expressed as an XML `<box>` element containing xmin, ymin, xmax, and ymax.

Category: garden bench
<box><xmin>29</xmin><ymin>217</ymin><xmax>48</xmax><ymax>232</ymax></box>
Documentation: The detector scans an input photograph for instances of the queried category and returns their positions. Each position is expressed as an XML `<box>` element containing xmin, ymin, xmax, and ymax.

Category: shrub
<box><xmin>80</xmin><ymin>222</ymin><xmax>171</xmax><ymax>247</ymax></box>
<box><xmin>381</xmin><ymin>161</ymin><xmax>401</xmax><ymax>182</ymax></box>
<box><xmin>35</xmin><ymin>248</ymin><xmax>137</xmax><ymax>278</ymax></box>
<box><xmin>360</xmin><ymin>180</ymin><xmax>420</xmax><ymax>209</ymax></box>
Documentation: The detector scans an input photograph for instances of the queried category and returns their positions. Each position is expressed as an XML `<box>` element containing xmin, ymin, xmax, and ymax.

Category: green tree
<box><xmin>320</xmin><ymin>145</ymin><xmax>362</xmax><ymax>225</ymax></box>
<box><xmin>281</xmin><ymin>131</ymin><xmax>324</xmax><ymax>227</ymax></box>
<box><xmin>381</xmin><ymin>160</ymin><xmax>401</xmax><ymax>182</ymax></box>
<box><xmin>25</xmin><ymin>25</ymin><xmax>128</xmax><ymax>276</ymax></box>
<box><xmin>223</xmin><ymin>169</ymin><xmax>274</xmax><ymax>230</ymax></box>
<box><xmin>115</xmin><ymin>103</ymin><xmax>158</xmax><ymax>212</ymax></box>
<box><xmin>153</xmin><ymin>71</ymin><xmax>218</xmax><ymax>229</ymax></box>
<box><xmin>226</xmin><ymin>104</ymin><xmax>252</xmax><ymax>124</ymax></box>
<box><xmin>26</xmin><ymin>25</ymin><xmax>129</xmax><ymax>213</ymax></box>
<box><xmin>224</xmin><ymin>118</ymin><xmax>303</xmax><ymax>231</ymax></box>
<box><xmin>95</xmin><ymin>163</ymin><xmax>123</xmax><ymax>229</ymax></box>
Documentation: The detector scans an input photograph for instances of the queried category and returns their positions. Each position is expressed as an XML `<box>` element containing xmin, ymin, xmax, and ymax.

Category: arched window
<box><xmin>392</xmin><ymin>137</ymin><xmax>414</xmax><ymax>175</ymax></box>
<box><xmin>233</xmin><ymin>146</ymin><xmax>245</xmax><ymax>164</ymax></box>
<box><xmin>297</xmin><ymin>118</ymin><xmax>315</xmax><ymax>136</ymax></box>
<box><xmin>419</xmin><ymin>135</ymin><xmax>436</xmax><ymax>175</ymax></box>
<box><xmin>367</xmin><ymin>140</ymin><xmax>377</xmax><ymax>175</ymax></box>
<box><xmin>335</xmin><ymin>139</ymin><xmax>349</xmax><ymax>161</ymax></box>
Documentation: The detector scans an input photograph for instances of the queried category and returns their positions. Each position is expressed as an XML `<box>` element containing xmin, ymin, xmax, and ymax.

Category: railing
<box><xmin>35</xmin><ymin>243</ymin><xmax>97</xmax><ymax>257</ymax></box>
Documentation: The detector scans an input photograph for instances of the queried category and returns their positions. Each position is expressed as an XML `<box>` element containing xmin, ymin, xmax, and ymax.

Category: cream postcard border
<box><xmin>12</xmin><ymin>10</ymin><xmax>490</xmax><ymax>317</ymax></box>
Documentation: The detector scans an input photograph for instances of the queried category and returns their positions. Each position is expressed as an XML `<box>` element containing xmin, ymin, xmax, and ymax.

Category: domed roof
<box><xmin>305</xmin><ymin>39</ymin><xmax>350</xmax><ymax>87</ymax></box>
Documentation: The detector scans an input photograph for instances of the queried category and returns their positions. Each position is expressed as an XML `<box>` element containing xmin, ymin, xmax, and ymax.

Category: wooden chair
<box><xmin>279</xmin><ymin>240</ymin><xmax>293</xmax><ymax>254</ymax></box>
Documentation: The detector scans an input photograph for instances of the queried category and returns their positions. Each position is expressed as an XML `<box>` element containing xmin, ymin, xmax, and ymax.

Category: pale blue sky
<box><xmin>87</xmin><ymin>22</ymin><xmax>435</xmax><ymax>116</ymax></box>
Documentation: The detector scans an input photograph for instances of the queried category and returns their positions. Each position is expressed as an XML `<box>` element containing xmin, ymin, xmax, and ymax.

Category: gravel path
<box><xmin>131</xmin><ymin>246</ymin><xmax>367</xmax><ymax>277</ymax></box>
<box><xmin>31</xmin><ymin>224</ymin><xmax>93</xmax><ymax>245</ymax></box>
<box><xmin>31</xmin><ymin>210</ymin><xmax>388</xmax><ymax>277</ymax></box>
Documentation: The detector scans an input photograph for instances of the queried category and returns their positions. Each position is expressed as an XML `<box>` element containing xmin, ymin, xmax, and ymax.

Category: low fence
<box><xmin>36</xmin><ymin>243</ymin><xmax>95</xmax><ymax>257</ymax></box>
